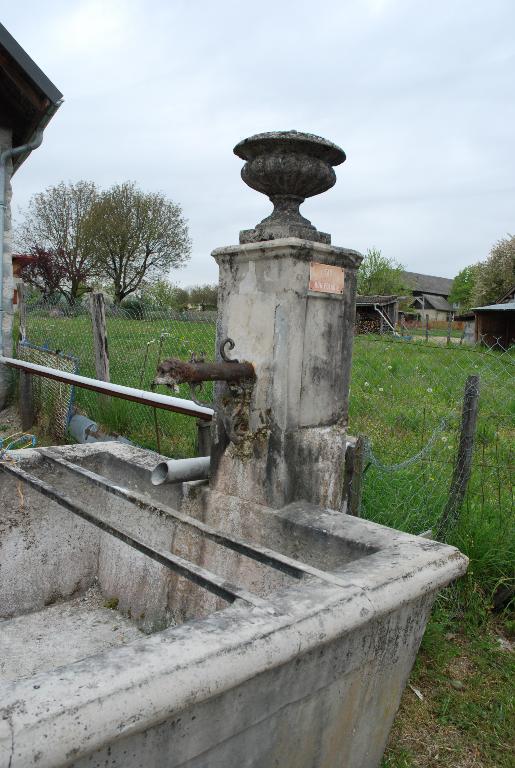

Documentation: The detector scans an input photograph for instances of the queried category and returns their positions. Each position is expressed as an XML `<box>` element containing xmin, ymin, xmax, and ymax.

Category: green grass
<box><xmin>382</xmin><ymin>604</ymin><xmax>514</xmax><ymax>767</ymax></box>
<box><xmin>21</xmin><ymin>314</ymin><xmax>216</xmax><ymax>457</ymax></box>
<box><xmin>409</xmin><ymin>328</ymin><xmax>463</xmax><ymax>338</ymax></box>
<box><xmin>349</xmin><ymin>335</ymin><xmax>513</xmax><ymax>604</ymax></box>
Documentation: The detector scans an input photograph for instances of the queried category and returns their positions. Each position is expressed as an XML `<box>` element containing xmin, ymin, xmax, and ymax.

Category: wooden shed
<box><xmin>473</xmin><ymin>287</ymin><xmax>515</xmax><ymax>349</ymax></box>
<box><xmin>355</xmin><ymin>295</ymin><xmax>398</xmax><ymax>334</ymax></box>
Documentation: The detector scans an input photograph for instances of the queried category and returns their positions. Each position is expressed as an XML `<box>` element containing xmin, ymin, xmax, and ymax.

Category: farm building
<box><xmin>403</xmin><ymin>270</ymin><xmax>454</xmax><ymax>321</ymax></box>
<box><xmin>472</xmin><ymin>287</ymin><xmax>515</xmax><ymax>349</ymax></box>
<box><xmin>0</xmin><ymin>22</ymin><xmax>62</xmax><ymax>409</ymax></box>
<box><xmin>354</xmin><ymin>295</ymin><xmax>398</xmax><ymax>334</ymax></box>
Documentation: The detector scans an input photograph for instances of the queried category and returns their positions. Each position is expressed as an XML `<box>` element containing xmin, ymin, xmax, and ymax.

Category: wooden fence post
<box><xmin>425</xmin><ymin>314</ymin><xmax>429</xmax><ymax>342</ymax></box>
<box><xmin>89</xmin><ymin>292</ymin><xmax>110</xmax><ymax>383</ymax></box>
<box><xmin>342</xmin><ymin>434</ymin><xmax>367</xmax><ymax>516</ymax></box>
<box><xmin>18</xmin><ymin>281</ymin><xmax>27</xmax><ymax>342</ymax></box>
<box><xmin>438</xmin><ymin>374</ymin><xmax>480</xmax><ymax>538</ymax></box>
<box><xmin>447</xmin><ymin>314</ymin><xmax>452</xmax><ymax>346</ymax></box>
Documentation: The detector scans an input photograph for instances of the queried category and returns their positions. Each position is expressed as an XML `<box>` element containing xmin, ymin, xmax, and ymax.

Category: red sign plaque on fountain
<box><xmin>309</xmin><ymin>262</ymin><xmax>345</xmax><ymax>295</ymax></box>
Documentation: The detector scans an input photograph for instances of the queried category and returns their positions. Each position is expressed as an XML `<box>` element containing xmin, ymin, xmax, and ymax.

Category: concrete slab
<box><xmin>0</xmin><ymin>585</ymin><xmax>144</xmax><ymax>681</ymax></box>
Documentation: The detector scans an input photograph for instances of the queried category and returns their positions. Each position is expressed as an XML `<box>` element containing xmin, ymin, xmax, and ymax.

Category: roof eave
<box><xmin>0</xmin><ymin>23</ymin><xmax>63</xmax><ymax>105</ymax></box>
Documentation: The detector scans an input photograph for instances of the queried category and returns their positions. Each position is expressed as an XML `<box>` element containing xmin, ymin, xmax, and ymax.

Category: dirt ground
<box><xmin>0</xmin><ymin>404</ymin><xmax>23</xmax><ymax>443</ymax></box>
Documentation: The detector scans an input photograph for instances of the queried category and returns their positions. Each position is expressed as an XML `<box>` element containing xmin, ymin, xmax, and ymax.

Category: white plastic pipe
<box><xmin>0</xmin><ymin>356</ymin><xmax>214</xmax><ymax>420</ymax></box>
<box><xmin>151</xmin><ymin>456</ymin><xmax>210</xmax><ymax>485</ymax></box>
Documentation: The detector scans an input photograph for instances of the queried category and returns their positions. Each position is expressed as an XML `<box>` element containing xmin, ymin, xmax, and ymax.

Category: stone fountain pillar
<box><xmin>210</xmin><ymin>131</ymin><xmax>362</xmax><ymax>510</ymax></box>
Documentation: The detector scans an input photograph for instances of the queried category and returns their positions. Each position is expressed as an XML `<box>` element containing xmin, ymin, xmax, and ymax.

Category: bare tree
<box><xmin>87</xmin><ymin>182</ymin><xmax>191</xmax><ymax>304</ymax></box>
<box><xmin>17</xmin><ymin>181</ymin><xmax>99</xmax><ymax>303</ymax></box>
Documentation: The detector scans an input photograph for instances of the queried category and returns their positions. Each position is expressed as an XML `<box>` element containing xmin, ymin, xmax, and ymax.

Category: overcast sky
<box><xmin>3</xmin><ymin>0</ymin><xmax>515</xmax><ymax>286</ymax></box>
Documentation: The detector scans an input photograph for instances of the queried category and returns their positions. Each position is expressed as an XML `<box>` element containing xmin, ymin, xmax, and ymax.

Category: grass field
<box><xmin>23</xmin><ymin>313</ymin><xmax>216</xmax><ymax>456</ymax></box>
<box><xmin>409</xmin><ymin>327</ymin><xmax>464</xmax><ymax>338</ymax></box>
<box><xmin>18</xmin><ymin>314</ymin><xmax>514</xmax><ymax>767</ymax></box>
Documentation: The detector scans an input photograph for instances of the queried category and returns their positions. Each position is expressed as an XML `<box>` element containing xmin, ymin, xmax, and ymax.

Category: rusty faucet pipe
<box><xmin>154</xmin><ymin>358</ymin><xmax>255</xmax><ymax>389</ymax></box>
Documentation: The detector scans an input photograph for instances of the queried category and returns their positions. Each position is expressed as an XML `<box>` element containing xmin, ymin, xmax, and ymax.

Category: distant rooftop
<box><xmin>473</xmin><ymin>300</ymin><xmax>515</xmax><ymax>313</ymax></box>
<box><xmin>403</xmin><ymin>271</ymin><xmax>454</xmax><ymax>297</ymax></box>
<box><xmin>356</xmin><ymin>295</ymin><xmax>398</xmax><ymax>306</ymax></box>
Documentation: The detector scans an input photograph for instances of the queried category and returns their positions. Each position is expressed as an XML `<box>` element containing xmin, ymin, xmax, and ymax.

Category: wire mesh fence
<box><xmin>19</xmin><ymin>296</ymin><xmax>217</xmax><ymax>456</ymax></box>
<box><xmin>17</xmin><ymin>341</ymin><xmax>78</xmax><ymax>439</ymax></box>
<box><xmin>13</xmin><ymin>296</ymin><xmax>514</xmax><ymax>567</ymax></box>
<box><xmin>348</xmin><ymin>334</ymin><xmax>514</xmax><ymax>574</ymax></box>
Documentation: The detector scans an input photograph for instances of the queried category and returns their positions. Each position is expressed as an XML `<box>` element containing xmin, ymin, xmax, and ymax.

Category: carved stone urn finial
<box><xmin>233</xmin><ymin>130</ymin><xmax>346</xmax><ymax>245</ymax></box>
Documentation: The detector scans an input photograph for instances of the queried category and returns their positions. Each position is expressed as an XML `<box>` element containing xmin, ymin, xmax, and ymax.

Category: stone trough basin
<box><xmin>0</xmin><ymin>442</ymin><xmax>467</xmax><ymax>768</ymax></box>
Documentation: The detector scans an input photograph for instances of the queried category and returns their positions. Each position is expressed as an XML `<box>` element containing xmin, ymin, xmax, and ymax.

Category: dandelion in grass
<box><xmin>364</xmin><ymin>381</ymin><xmax>370</xmax><ymax>387</ymax></box>
<box><xmin>426</xmin><ymin>387</ymin><xmax>433</xmax><ymax>393</ymax></box>
<box><xmin>378</xmin><ymin>387</ymin><xmax>384</xmax><ymax>392</ymax></box>
<box><xmin>441</xmin><ymin>435</ymin><xmax>447</xmax><ymax>442</ymax></box>
<box><xmin>387</xmin><ymin>365</ymin><xmax>393</xmax><ymax>370</ymax></box>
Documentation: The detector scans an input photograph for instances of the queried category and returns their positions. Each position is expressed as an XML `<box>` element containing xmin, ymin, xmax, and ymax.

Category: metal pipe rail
<box><xmin>0</xmin><ymin>356</ymin><xmax>214</xmax><ymax>420</ymax></box>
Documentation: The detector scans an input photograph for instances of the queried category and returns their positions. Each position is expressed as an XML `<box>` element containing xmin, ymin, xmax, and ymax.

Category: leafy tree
<box><xmin>17</xmin><ymin>181</ymin><xmax>98</xmax><ymax>303</ymax></box>
<box><xmin>472</xmin><ymin>235</ymin><xmax>515</xmax><ymax>307</ymax></box>
<box><xmin>140</xmin><ymin>279</ymin><xmax>189</xmax><ymax>309</ymax></box>
<box><xmin>86</xmin><ymin>182</ymin><xmax>191</xmax><ymax>304</ymax></box>
<box><xmin>188</xmin><ymin>284</ymin><xmax>218</xmax><ymax>309</ymax></box>
<box><xmin>357</xmin><ymin>248</ymin><xmax>407</xmax><ymax>296</ymax></box>
<box><xmin>449</xmin><ymin>266</ymin><xmax>477</xmax><ymax>311</ymax></box>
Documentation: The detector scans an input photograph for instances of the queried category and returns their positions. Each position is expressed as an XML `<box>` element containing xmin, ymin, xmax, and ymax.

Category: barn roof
<box><xmin>411</xmin><ymin>293</ymin><xmax>453</xmax><ymax>312</ymax></box>
<box><xmin>403</xmin><ymin>271</ymin><xmax>453</xmax><ymax>297</ymax></box>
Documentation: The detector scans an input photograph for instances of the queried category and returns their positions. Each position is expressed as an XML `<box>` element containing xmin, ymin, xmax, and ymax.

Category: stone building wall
<box><xmin>0</xmin><ymin>126</ymin><xmax>14</xmax><ymax>410</ymax></box>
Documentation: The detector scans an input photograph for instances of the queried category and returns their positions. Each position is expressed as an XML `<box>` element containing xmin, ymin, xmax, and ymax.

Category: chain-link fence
<box><xmin>348</xmin><ymin>334</ymin><xmax>513</xmax><ymax>592</ymax></box>
<box><xmin>17</xmin><ymin>340</ymin><xmax>78</xmax><ymax>438</ymax></box>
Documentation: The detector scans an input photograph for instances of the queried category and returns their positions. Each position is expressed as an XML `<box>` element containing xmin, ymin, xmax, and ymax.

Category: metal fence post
<box><xmin>438</xmin><ymin>374</ymin><xmax>480</xmax><ymax>539</ymax></box>
<box><xmin>89</xmin><ymin>292</ymin><xmax>110</xmax><ymax>383</ymax></box>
